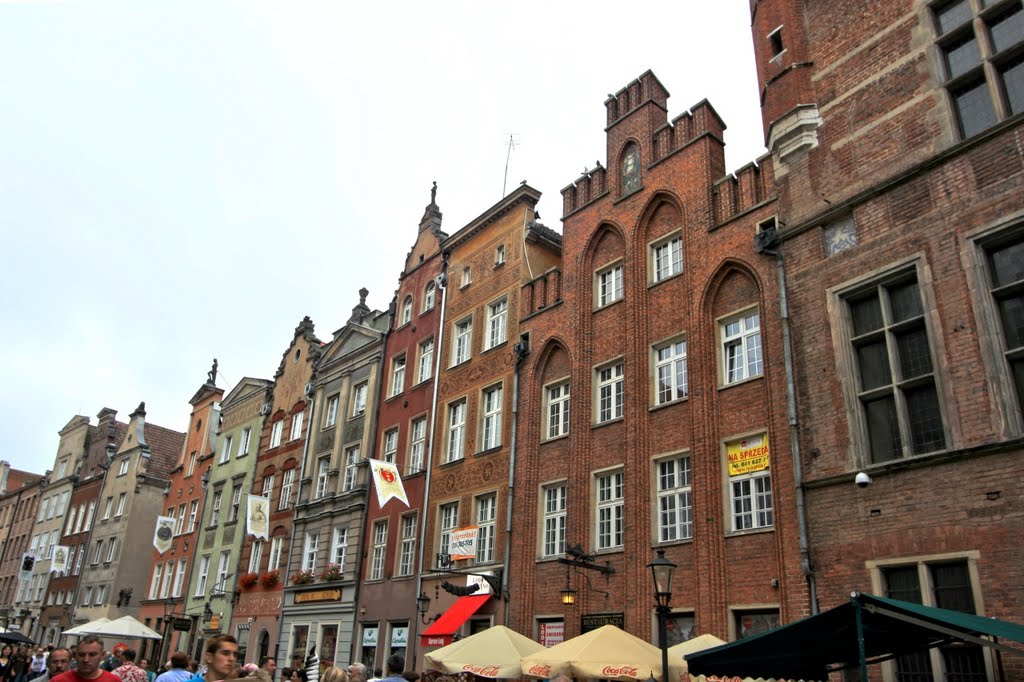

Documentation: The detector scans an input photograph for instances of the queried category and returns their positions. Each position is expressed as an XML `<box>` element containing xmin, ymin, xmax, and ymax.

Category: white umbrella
<box><xmin>425</xmin><ymin>625</ymin><xmax>545</xmax><ymax>678</ymax></box>
<box><xmin>63</xmin><ymin>617</ymin><xmax>111</xmax><ymax>636</ymax></box>
<box><xmin>79</xmin><ymin>616</ymin><xmax>162</xmax><ymax>640</ymax></box>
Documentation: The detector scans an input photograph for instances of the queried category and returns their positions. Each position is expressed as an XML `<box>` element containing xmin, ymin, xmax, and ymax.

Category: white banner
<box><xmin>247</xmin><ymin>495</ymin><xmax>270</xmax><ymax>540</ymax></box>
<box><xmin>51</xmin><ymin>545</ymin><xmax>70</xmax><ymax>574</ymax></box>
<box><xmin>449</xmin><ymin>526</ymin><xmax>478</xmax><ymax>560</ymax></box>
<box><xmin>368</xmin><ymin>459</ymin><xmax>409</xmax><ymax>508</ymax></box>
<box><xmin>153</xmin><ymin>515</ymin><xmax>176</xmax><ymax>554</ymax></box>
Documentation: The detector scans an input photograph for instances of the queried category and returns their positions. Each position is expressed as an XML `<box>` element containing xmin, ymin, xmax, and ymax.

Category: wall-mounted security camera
<box><xmin>855</xmin><ymin>472</ymin><xmax>873</xmax><ymax>488</ymax></box>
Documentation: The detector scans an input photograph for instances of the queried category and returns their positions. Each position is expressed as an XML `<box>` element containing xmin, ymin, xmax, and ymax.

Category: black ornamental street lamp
<box><xmin>647</xmin><ymin>549</ymin><xmax>676</xmax><ymax>682</ymax></box>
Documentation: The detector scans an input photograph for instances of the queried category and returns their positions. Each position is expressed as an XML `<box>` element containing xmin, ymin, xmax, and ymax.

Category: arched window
<box><xmin>423</xmin><ymin>281</ymin><xmax>436</xmax><ymax>312</ymax></box>
<box><xmin>620</xmin><ymin>143</ymin><xmax>640</xmax><ymax>195</ymax></box>
<box><xmin>401</xmin><ymin>296</ymin><xmax>413</xmax><ymax>325</ymax></box>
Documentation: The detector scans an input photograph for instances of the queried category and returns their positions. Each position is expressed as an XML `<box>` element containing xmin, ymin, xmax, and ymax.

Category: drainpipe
<box><xmin>759</xmin><ymin>234</ymin><xmax>818</xmax><ymax>614</ymax></box>
<box><xmin>502</xmin><ymin>337</ymin><xmax>529</xmax><ymax>624</ymax></box>
<box><xmin>411</xmin><ymin>262</ymin><xmax>448</xmax><ymax>669</ymax></box>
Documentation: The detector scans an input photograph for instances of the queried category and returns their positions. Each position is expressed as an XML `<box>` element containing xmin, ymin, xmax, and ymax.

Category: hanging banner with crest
<box><xmin>247</xmin><ymin>495</ymin><xmax>270</xmax><ymax>540</ymax></box>
<box><xmin>368</xmin><ymin>459</ymin><xmax>410</xmax><ymax>508</ymax></box>
<box><xmin>51</xmin><ymin>545</ymin><xmax>70</xmax><ymax>573</ymax></box>
<box><xmin>153</xmin><ymin>515</ymin><xmax>176</xmax><ymax>554</ymax></box>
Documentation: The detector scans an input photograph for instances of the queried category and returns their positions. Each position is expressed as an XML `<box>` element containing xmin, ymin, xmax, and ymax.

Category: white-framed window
<box><xmin>390</xmin><ymin>355</ymin><xmax>407</xmax><ymax>397</ymax></box>
<box><xmin>369</xmin><ymin>520</ymin><xmax>387</xmax><ymax>581</ymax></box>
<box><xmin>96</xmin><ymin>584</ymin><xmax>108</xmax><ymax>605</ymax></box>
<box><xmin>546</xmin><ymin>381</ymin><xmax>570</xmax><ymax>439</ymax></box>
<box><xmin>262</xmin><ymin>473</ymin><xmax>275</xmax><ymax>500</ymax></box>
<box><xmin>495</xmin><ymin>244</ymin><xmax>506</xmax><ymax>266</ymax></box>
<box><xmin>840</xmin><ymin>270</ymin><xmax>946</xmax><ymax>462</ymax></box>
<box><xmin>485</xmin><ymin>297</ymin><xmax>508</xmax><ymax>349</ymax></box>
<box><xmin>118</xmin><ymin>458</ymin><xmax>130</xmax><ymax>476</ymax></box>
<box><xmin>541</xmin><ymin>484</ymin><xmax>567</xmax><ymax>558</ymax></box>
<box><xmin>102</xmin><ymin>496</ymin><xmax>113</xmax><ymax>520</ymax></box>
<box><xmin>65</xmin><ymin>546</ymin><xmax>77</xmax><ymax>577</ymax></box>
<box><xmin>228</xmin><ymin>484</ymin><xmax>242</xmax><ymax>523</ymax></box>
<box><xmin>656</xmin><ymin>454</ymin><xmax>693</xmax><ymax>542</ymax></box>
<box><xmin>409</xmin><ymin>417</ymin><xmax>427</xmax><ymax>472</ymax></box>
<box><xmin>175</xmin><ymin>503</ymin><xmax>187</xmax><ymax>534</ymax></box>
<box><xmin>596</xmin><ymin>263</ymin><xmax>624</xmax><ymax>307</ymax></box>
<box><xmin>343</xmin><ymin>446</ymin><xmax>360</xmax><ymax>492</ymax></box>
<box><xmin>289</xmin><ymin>411</ymin><xmax>304</xmax><ymax>441</ymax></box>
<box><xmin>423</xmin><ymin>281</ymin><xmax>436</xmax><ymax>312</ymax></box>
<box><xmin>721</xmin><ymin>310</ymin><xmax>763</xmax><ymax>385</ymax></box>
<box><xmin>240</xmin><ymin>427</ymin><xmax>252</xmax><ymax>455</ymax></box>
<box><xmin>270</xmin><ymin>421</ymin><xmax>283</xmax><ymax>448</ymax></box>
<box><xmin>83</xmin><ymin>501</ymin><xmax>95</xmax><ymax>532</ymax></box>
<box><xmin>475</xmin><ymin>494</ymin><xmax>496</xmax><ymax>564</ymax></box>
<box><xmin>324</xmin><ymin>396</ymin><xmax>340</xmax><ymax>428</ymax></box>
<box><xmin>187</xmin><ymin>499</ymin><xmax>199</xmax><ymax>533</ymax></box>
<box><xmin>596</xmin><ymin>362</ymin><xmax>625</xmax><ymax>423</ymax></box>
<box><xmin>81</xmin><ymin>587</ymin><xmax>92</xmax><ymax>607</ymax></box>
<box><xmin>401</xmin><ymin>295</ymin><xmax>413</xmax><ymax>326</ymax></box>
<box><xmin>104</xmin><ymin>537</ymin><xmax>117</xmax><ymax>562</ymax></box>
<box><xmin>64</xmin><ymin>505</ymin><xmax>78</xmax><ymax>537</ymax></box>
<box><xmin>655</xmin><ymin>339</ymin><xmax>688</xmax><ymax>404</ymax></box>
<box><xmin>452</xmin><ymin>317</ymin><xmax>473</xmax><ymax>366</ymax></box>
<box><xmin>481</xmin><ymin>384</ymin><xmax>503</xmax><ymax>451</ymax></box>
<box><xmin>215</xmin><ymin>550</ymin><xmax>230</xmax><ymax>593</ymax></box>
<box><xmin>194</xmin><ymin>554</ymin><xmax>211</xmax><ymax>596</ymax></box>
<box><xmin>728</xmin><ymin>434</ymin><xmax>773</xmax><ymax>532</ymax></box>
<box><xmin>331</xmin><ymin>527</ymin><xmax>348</xmax><ymax>570</ymax></box>
<box><xmin>220</xmin><ymin>436</ymin><xmax>233</xmax><ymax>464</ymax></box>
<box><xmin>115</xmin><ymin>492</ymin><xmax>126</xmax><ymax>517</ymax></box>
<box><xmin>74</xmin><ymin>543</ymin><xmax>85</xmax><ymax>574</ymax></box>
<box><xmin>303</xmin><ymin>531</ymin><xmax>319</xmax><ymax>572</ymax></box>
<box><xmin>159</xmin><ymin>559</ymin><xmax>173</xmax><ymax>597</ymax></box>
<box><xmin>172</xmin><ymin>558</ymin><xmax>187</xmax><ymax>597</ymax></box>
<box><xmin>462</xmin><ymin>266</ymin><xmax>472</xmax><ymax>287</ymax></box>
<box><xmin>398</xmin><ymin>514</ymin><xmax>417</xmax><ymax>577</ymax></box>
<box><xmin>382</xmin><ymin>429</ymin><xmax>398</xmax><ymax>463</ymax></box>
<box><xmin>651</xmin><ymin>234</ymin><xmax>683</xmax><ymax>283</ymax></box>
<box><xmin>280</xmin><ymin>469</ymin><xmax>296</xmax><ymax>510</ymax></box>
<box><xmin>248</xmin><ymin>540</ymin><xmax>264</xmax><ymax>574</ymax></box>
<box><xmin>316</xmin><ymin>457</ymin><xmax>331</xmax><ymax>498</ymax></box>
<box><xmin>269</xmin><ymin>536</ymin><xmax>284</xmax><ymax>570</ymax></box>
<box><xmin>596</xmin><ymin>470</ymin><xmax>624</xmax><ymax>550</ymax></box>
<box><xmin>438</xmin><ymin>502</ymin><xmax>459</xmax><ymax>558</ymax></box>
<box><xmin>187</xmin><ymin>452</ymin><xmax>197</xmax><ymax>476</ymax></box>
<box><xmin>149</xmin><ymin>564</ymin><xmax>162</xmax><ymax>600</ymax></box>
<box><xmin>352</xmin><ymin>383</ymin><xmax>368</xmax><ymax>416</ymax></box>
<box><xmin>58</xmin><ymin>459</ymin><xmax>68</xmax><ymax>479</ymax></box>
<box><xmin>38</xmin><ymin>497</ymin><xmax>49</xmax><ymax>522</ymax></box>
<box><xmin>418</xmin><ymin>338</ymin><xmax>434</xmax><ymax>383</ymax></box>
<box><xmin>210</xmin><ymin>490</ymin><xmax>223</xmax><ymax>527</ymax></box>
<box><xmin>875</xmin><ymin>556</ymin><xmax>987</xmax><ymax>681</ymax></box>
<box><xmin>57</xmin><ymin>490</ymin><xmax>69</xmax><ymax>516</ymax></box>
<box><xmin>446</xmin><ymin>399</ymin><xmax>467</xmax><ymax>463</ymax></box>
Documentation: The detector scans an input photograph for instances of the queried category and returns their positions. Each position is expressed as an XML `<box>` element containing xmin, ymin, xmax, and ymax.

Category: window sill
<box><xmin>591</xmin><ymin>416</ymin><xmax>625</xmax><ymax>429</ymax></box>
<box><xmin>412</xmin><ymin>378</ymin><xmax>433</xmax><ymax>390</ymax></box>
<box><xmin>654</xmin><ymin>538</ymin><xmax>693</xmax><ymax>549</ymax></box>
<box><xmin>614</xmin><ymin>185</ymin><xmax>643</xmax><ymax>204</ymax></box>
<box><xmin>449</xmin><ymin>359</ymin><xmax>471</xmax><ymax>370</ymax></box>
<box><xmin>725</xmin><ymin>526</ymin><xmax>775</xmax><ymax>539</ymax></box>
<box><xmin>649</xmin><ymin>396</ymin><xmax>689</xmax><ymax>412</ymax></box>
<box><xmin>474</xmin><ymin>446</ymin><xmax>502</xmax><ymax>457</ymax></box>
<box><xmin>384</xmin><ymin>393</ymin><xmax>404</xmax><ymax>403</ymax></box>
<box><xmin>440</xmin><ymin>457</ymin><xmax>466</xmax><ymax>468</ymax></box>
<box><xmin>348</xmin><ymin>412</ymin><xmax>367</xmax><ymax>421</ymax></box>
<box><xmin>236</xmin><ymin>451</ymin><xmax>250</xmax><ymax>459</ymax></box>
<box><xmin>647</xmin><ymin>270</ymin><xmax>684</xmax><ymax>289</ymax></box>
<box><xmin>493</xmin><ymin>261</ymin><xmax>506</xmax><ymax>271</ymax></box>
<box><xmin>460</xmin><ymin>282</ymin><xmax>472</xmax><ymax>290</ymax></box>
<box><xmin>717</xmin><ymin>374</ymin><xmax>764</xmax><ymax>391</ymax></box>
<box><xmin>592</xmin><ymin>298</ymin><xmax>624</xmax><ymax>314</ymax></box>
<box><xmin>224</xmin><ymin>520</ymin><xmax>239</xmax><ymax>527</ymax></box>
<box><xmin>541</xmin><ymin>433</ymin><xmax>569</xmax><ymax>444</ymax></box>
<box><xmin>480</xmin><ymin>340</ymin><xmax>509</xmax><ymax>356</ymax></box>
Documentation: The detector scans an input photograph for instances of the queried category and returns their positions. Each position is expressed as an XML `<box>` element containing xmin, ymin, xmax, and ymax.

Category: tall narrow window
<box><xmin>452</xmin><ymin>318</ymin><xmax>473</xmax><ymax>365</ymax></box>
<box><xmin>390</xmin><ymin>356</ymin><xmax>406</xmax><ymax>397</ymax></box>
<box><xmin>438</xmin><ymin>503</ymin><xmax>459</xmax><ymax>559</ymax></box>
<box><xmin>721</xmin><ymin>310</ymin><xmax>762</xmax><ymax>385</ymax></box>
<box><xmin>215</xmin><ymin>551</ymin><xmax>231</xmax><ymax>593</ymax></box>
<box><xmin>149</xmin><ymin>564</ymin><xmax>163</xmax><ymax>600</ymax></box>
<box><xmin>596</xmin><ymin>471</ymin><xmax>624</xmax><ymax>550</ymax></box>
<box><xmin>486</xmin><ymin>297</ymin><xmax>508</xmax><ymax>349</ymax></box>
<box><xmin>175</xmin><ymin>504</ymin><xmax>186</xmax><ymax>535</ymax></box>
<box><xmin>159</xmin><ymin>558</ymin><xmax>173</xmax><ymax>597</ymax></box>
<box><xmin>475</xmin><ymin>494</ymin><xmax>496</xmax><ymax>564</ymax></box>
<box><xmin>369</xmin><ymin>521</ymin><xmax>388</xmax><ymax>581</ymax></box>
<box><xmin>596</xmin><ymin>363</ymin><xmax>625</xmax><ymax>423</ymax></box>
<box><xmin>262</xmin><ymin>474</ymin><xmax>275</xmax><ymax>501</ymax></box>
<box><xmin>331</xmin><ymin>527</ymin><xmax>348</xmax><ymax>570</ymax></box>
<box><xmin>481</xmin><ymin>385</ymin><xmax>503</xmax><ymax>451</ymax></box>
<box><xmin>382</xmin><ymin>430</ymin><xmax>398</xmax><ymax>463</ymax></box>
<box><xmin>270</xmin><ymin>421</ymin><xmax>283</xmax><ymax>448</ymax></box>
<box><xmin>269</xmin><ymin>536</ymin><xmax>284</xmax><ymax>570</ymax></box>
<box><xmin>289</xmin><ymin>411</ymin><xmax>304</xmax><ymax>441</ymax></box>
<box><xmin>401</xmin><ymin>296</ymin><xmax>413</xmax><ymax>326</ymax></box>
<box><xmin>210</xmin><ymin>491</ymin><xmax>223</xmax><ymax>527</ymax></box>
<box><xmin>302</xmin><ymin>532</ymin><xmax>319</xmax><ymax>572</ymax></box>
<box><xmin>542</xmin><ymin>484</ymin><xmax>567</xmax><ymax>558</ymax></box>
<box><xmin>316</xmin><ymin>457</ymin><xmax>331</xmax><ymax>498</ymax></box>
<box><xmin>418</xmin><ymin>339</ymin><xmax>434</xmax><ymax>383</ymax></box>
<box><xmin>240</xmin><ymin>427</ymin><xmax>252</xmax><ymax>455</ymax></box>
<box><xmin>172</xmin><ymin>558</ymin><xmax>187</xmax><ymax>598</ymax></box>
<box><xmin>983</xmin><ymin>233</ymin><xmax>1024</xmax><ymax>417</ymax></box>
<box><xmin>398</xmin><ymin>514</ymin><xmax>417</xmax><ymax>576</ymax></box>
<box><xmin>596</xmin><ymin>264</ymin><xmax>624</xmax><ymax>307</ymax></box>
<box><xmin>655</xmin><ymin>340</ymin><xmax>688</xmax><ymax>404</ymax></box>
<box><xmin>115</xmin><ymin>493</ymin><xmax>126</xmax><ymax>517</ymax></box>
<box><xmin>248</xmin><ymin>541</ymin><xmax>264</xmax><ymax>574</ymax></box>
<box><xmin>352</xmin><ymin>384</ymin><xmax>368</xmax><ymax>416</ymax></box>
<box><xmin>343</xmin><ymin>446</ymin><xmax>360</xmax><ymax>492</ymax></box>
<box><xmin>657</xmin><ymin>455</ymin><xmax>693</xmax><ymax>542</ymax></box>
<box><xmin>187</xmin><ymin>499</ymin><xmax>199</xmax><ymax>534</ymax></box>
<box><xmin>620</xmin><ymin>143</ymin><xmax>640</xmax><ymax>194</ymax></box>
<box><xmin>728</xmin><ymin>434</ymin><xmax>773</xmax><ymax>532</ymax></box>
<box><xmin>228</xmin><ymin>485</ymin><xmax>242</xmax><ymax>523</ymax></box>
<box><xmin>324</xmin><ymin>396</ymin><xmax>340</xmax><ymax>428</ymax></box>
<box><xmin>651</xmin><ymin>235</ymin><xmax>683</xmax><ymax>282</ymax></box>
<box><xmin>409</xmin><ymin>418</ymin><xmax>427</xmax><ymax>472</ymax></box>
<box><xmin>546</xmin><ymin>381</ymin><xmax>570</xmax><ymax>439</ymax></box>
<box><xmin>446</xmin><ymin>400</ymin><xmax>466</xmax><ymax>463</ymax></box>
<box><xmin>195</xmin><ymin>555</ymin><xmax>211</xmax><ymax>596</ymax></box>
<box><xmin>280</xmin><ymin>469</ymin><xmax>296</xmax><ymax>510</ymax></box>
<box><xmin>220</xmin><ymin>436</ymin><xmax>233</xmax><ymax>464</ymax></box>
<box><xmin>423</xmin><ymin>281</ymin><xmax>436</xmax><ymax>312</ymax></box>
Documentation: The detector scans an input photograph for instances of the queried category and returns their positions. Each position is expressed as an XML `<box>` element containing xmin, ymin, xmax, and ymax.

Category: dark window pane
<box><xmin>895</xmin><ymin>650</ymin><xmax>935</xmax><ymax>682</ymax></box>
<box><xmin>1013</xmin><ymin>357</ymin><xmax>1024</xmax><ymax>415</ymax></box>
<box><xmin>906</xmin><ymin>384</ymin><xmax>946</xmax><ymax>453</ymax></box>
<box><xmin>866</xmin><ymin>395</ymin><xmax>902</xmax><ymax>462</ymax></box>
<box><xmin>851</xmin><ymin>294</ymin><xmax>883</xmax><ymax>335</ymax></box>
<box><xmin>896</xmin><ymin>326</ymin><xmax>934</xmax><ymax>379</ymax></box>
<box><xmin>955</xmin><ymin>81</ymin><xmax>997</xmax><ymax>138</ymax></box>
<box><xmin>889</xmin><ymin>280</ymin><xmax>923</xmax><ymax>322</ymax></box>
<box><xmin>989</xmin><ymin>238</ymin><xmax>1024</xmax><ymax>287</ymax></box>
<box><xmin>989</xmin><ymin>8</ymin><xmax>1024</xmax><ymax>53</ymax></box>
<box><xmin>997</xmin><ymin>294</ymin><xmax>1024</xmax><ymax>349</ymax></box>
<box><xmin>945</xmin><ymin>35</ymin><xmax>982</xmax><ymax>79</ymax></box>
<box><xmin>943</xmin><ymin>645</ymin><xmax>988</xmax><ymax>682</ymax></box>
<box><xmin>932</xmin><ymin>562</ymin><xmax>975</xmax><ymax>612</ymax></box>
<box><xmin>936</xmin><ymin>0</ymin><xmax>972</xmax><ymax>34</ymax></box>
<box><xmin>1002</xmin><ymin>55</ymin><xmax>1024</xmax><ymax>115</ymax></box>
<box><xmin>885</xmin><ymin>566</ymin><xmax>922</xmax><ymax>602</ymax></box>
<box><xmin>858</xmin><ymin>340</ymin><xmax>892</xmax><ymax>389</ymax></box>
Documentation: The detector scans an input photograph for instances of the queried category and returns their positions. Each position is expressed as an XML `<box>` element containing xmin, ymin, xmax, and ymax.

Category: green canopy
<box><xmin>685</xmin><ymin>593</ymin><xmax>1024</xmax><ymax>681</ymax></box>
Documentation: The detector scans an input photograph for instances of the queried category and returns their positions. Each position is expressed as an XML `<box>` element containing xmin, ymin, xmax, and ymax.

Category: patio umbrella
<box><xmin>80</xmin><ymin>616</ymin><xmax>162</xmax><ymax>640</ymax></box>
<box><xmin>667</xmin><ymin>634</ymin><xmax>726</xmax><ymax>660</ymax></box>
<box><xmin>0</xmin><ymin>631</ymin><xmax>34</xmax><ymax>645</ymax></box>
<box><xmin>425</xmin><ymin>625</ymin><xmax>545</xmax><ymax>678</ymax></box>
<box><xmin>521</xmin><ymin>625</ymin><xmax>687</xmax><ymax>682</ymax></box>
<box><xmin>63</xmin><ymin>617</ymin><xmax>111</xmax><ymax>636</ymax></box>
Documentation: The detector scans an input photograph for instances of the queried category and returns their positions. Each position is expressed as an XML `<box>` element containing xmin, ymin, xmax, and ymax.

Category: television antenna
<box><xmin>502</xmin><ymin>133</ymin><xmax>520</xmax><ymax>198</ymax></box>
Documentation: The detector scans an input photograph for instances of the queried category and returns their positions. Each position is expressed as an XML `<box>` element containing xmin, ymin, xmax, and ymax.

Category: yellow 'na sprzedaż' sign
<box><xmin>727</xmin><ymin>434</ymin><xmax>769</xmax><ymax>476</ymax></box>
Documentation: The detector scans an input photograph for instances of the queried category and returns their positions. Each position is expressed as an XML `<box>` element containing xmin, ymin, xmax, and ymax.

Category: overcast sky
<box><xmin>1</xmin><ymin>1</ymin><xmax>766</xmax><ymax>475</ymax></box>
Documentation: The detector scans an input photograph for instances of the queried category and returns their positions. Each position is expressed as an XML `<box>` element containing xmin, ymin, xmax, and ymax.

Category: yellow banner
<box><xmin>727</xmin><ymin>434</ymin><xmax>769</xmax><ymax>476</ymax></box>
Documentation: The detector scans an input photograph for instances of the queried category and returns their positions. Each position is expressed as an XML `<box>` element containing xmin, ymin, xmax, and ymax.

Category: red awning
<box><xmin>421</xmin><ymin>594</ymin><xmax>491</xmax><ymax>647</ymax></box>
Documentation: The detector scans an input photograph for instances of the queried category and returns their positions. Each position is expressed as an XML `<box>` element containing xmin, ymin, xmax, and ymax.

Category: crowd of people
<box><xmin>30</xmin><ymin>636</ymin><xmax>421</xmax><ymax>682</ymax></box>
